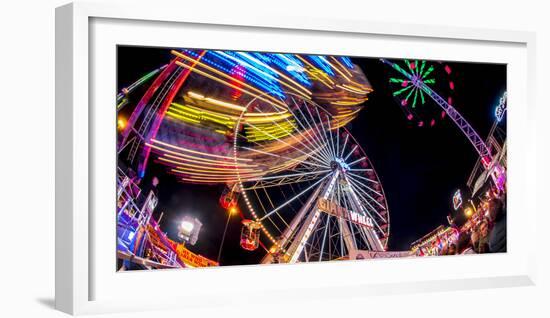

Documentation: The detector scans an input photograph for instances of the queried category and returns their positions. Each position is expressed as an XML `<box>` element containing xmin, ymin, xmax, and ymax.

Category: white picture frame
<box><xmin>55</xmin><ymin>1</ymin><xmax>537</xmax><ymax>315</ymax></box>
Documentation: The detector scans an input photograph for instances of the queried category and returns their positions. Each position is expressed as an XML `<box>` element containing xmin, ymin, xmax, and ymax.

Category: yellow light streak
<box><xmin>151</xmin><ymin>138</ymin><xmax>251</xmax><ymax>162</ymax></box>
<box><xmin>173</xmin><ymin>99</ymin><xmax>292</xmax><ymax>125</ymax></box>
<box><xmin>332</xmin><ymin>107</ymin><xmax>363</xmax><ymax>119</ymax></box>
<box><xmin>330</xmin><ymin>56</ymin><xmax>354</xmax><ymax>77</ymax></box>
<box><xmin>163</xmin><ymin>153</ymin><xmax>255</xmax><ymax>169</ymax></box>
<box><xmin>168</xmin><ymin>105</ymin><xmax>234</xmax><ymax>127</ymax></box>
<box><xmin>322</xmin><ymin>58</ymin><xmax>351</xmax><ymax>82</ymax></box>
<box><xmin>166</xmin><ymin>111</ymin><xmax>201</xmax><ymax>125</ymax></box>
<box><xmin>159</xmin><ymin>154</ymin><xmax>261</xmax><ymax>172</ymax></box>
<box><xmin>187</xmin><ymin>91</ymin><xmax>245</xmax><ymax>113</ymax></box>
<box><xmin>336</xmin><ymin>84</ymin><xmax>368</xmax><ymax>95</ymax></box>
<box><xmin>180</xmin><ymin>177</ymin><xmax>244</xmax><ymax>183</ymax></box>
<box><xmin>245</xmin><ymin>121</ymin><xmax>295</xmax><ymax>134</ymax></box>
<box><xmin>245</xmin><ymin>111</ymin><xmax>288</xmax><ymax>117</ymax></box>
<box><xmin>340</xmin><ymin>83</ymin><xmax>371</xmax><ymax>94</ymax></box>
<box><xmin>150</xmin><ymin>145</ymin><xmax>260</xmax><ymax>171</ymax></box>
<box><xmin>330</xmin><ymin>98</ymin><xmax>368</xmax><ymax>106</ymax></box>
<box><xmin>171</xmin><ymin>169</ymin><xmax>261</xmax><ymax>179</ymax></box>
<box><xmin>170</xmin><ymin>167</ymin><xmax>260</xmax><ymax>175</ymax></box>
<box><xmin>347</xmin><ymin>81</ymin><xmax>373</xmax><ymax>92</ymax></box>
<box><xmin>295</xmin><ymin>55</ymin><xmax>335</xmax><ymax>85</ymax></box>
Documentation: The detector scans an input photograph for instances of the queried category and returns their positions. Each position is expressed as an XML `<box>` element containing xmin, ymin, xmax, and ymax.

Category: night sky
<box><xmin>117</xmin><ymin>46</ymin><xmax>506</xmax><ymax>265</ymax></box>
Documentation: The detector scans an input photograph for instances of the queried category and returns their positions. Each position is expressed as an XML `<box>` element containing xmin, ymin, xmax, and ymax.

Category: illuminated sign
<box><xmin>317</xmin><ymin>198</ymin><xmax>373</xmax><ymax>227</ymax></box>
<box><xmin>452</xmin><ymin>189</ymin><xmax>462</xmax><ymax>210</ymax></box>
<box><xmin>495</xmin><ymin>92</ymin><xmax>507</xmax><ymax>122</ymax></box>
<box><xmin>175</xmin><ymin>244</ymin><xmax>218</xmax><ymax>268</ymax></box>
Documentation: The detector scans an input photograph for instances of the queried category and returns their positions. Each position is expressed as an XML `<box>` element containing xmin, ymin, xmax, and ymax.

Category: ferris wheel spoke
<box><xmin>294</xmin><ymin>115</ymin><xmax>333</xmax><ymax>164</ymax></box>
<box><xmin>347</xmin><ymin>187</ymin><xmax>385</xmax><ymax>235</ymax></box>
<box><xmin>347</xmin><ymin>173</ymin><xmax>383</xmax><ymax>196</ymax></box>
<box><xmin>347</xmin><ymin>156</ymin><xmax>366</xmax><ymax>168</ymax></box>
<box><xmin>345</xmin><ymin>178</ymin><xmax>382</xmax><ymax>215</ymax></box>
<box><xmin>335</xmin><ymin>125</ymin><xmax>340</xmax><ymax>159</ymax></box>
<box><xmin>244</xmin><ymin>121</ymin><xmax>330</xmax><ymax>166</ymax></box>
<box><xmin>346</xmin><ymin>178</ymin><xmax>387</xmax><ymax>224</ymax></box>
<box><xmin>327</xmin><ymin>116</ymin><xmax>338</xmax><ymax>160</ymax></box>
<box><xmin>305</xmin><ymin>133</ymin><xmax>333</xmax><ymax>163</ymax></box>
<box><xmin>342</xmin><ymin>185</ymin><xmax>385</xmax><ymax>245</ymax></box>
<box><xmin>314</xmin><ymin>105</ymin><xmax>337</xmax><ymax>159</ymax></box>
<box><xmin>240</xmin><ymin>146</ymin><xmax>330</xmax><ymax>170</ymax></box>
<box><xmin>243</xmin><ymin>170</ymin><xmax>331</xmax><ymax>190</ymax></box>
<box><xmin>275</xmin><ymin>189</ymin><xmax>294</xmax><ymax>228</ymax></box>
<box><xmin>347</xmin><ymin>177</ymin><xmax>386</xmax><ymax>212</ymax></box>
<box><xmin>343</xmin><ymin>145</ymin><xmax>358</xmax><ymax>162</ymax></box>
<box><xmin>346</xmin><ymin>184</ymin><xmax>378</xmax><ymax>248</ymax></box>
<box><xmin>348</xmin><ymin>171</ymin><xmax>381</xmax><ymax>186</ymax></box>
<box><xmin>253</xmin><ymin>188</ymin><xmax>284</xmax><ymax>234</ymax></box>
<box><xmin>262</xmin><ymin>187</ymin><xmax>291</xmax><ymax>231</ymax></box>
<box><xmin>349</xmin><ymin>168</ymin><xmax>374</xmax><ymax>172</ymax></box>
<box><xmin>339</xmin><ymin>133</ymin><xmax>349</xmax><ymax>158</ymax></box>
<box><xmin>289</xmin><ymin>97</ymin><xmax>332</xmax><ymax>156</ymax></box>
<box><xmin>258</xmin><ymin>173</ymin><xmax>332</xmax><ymax>222</ymax></box>
<box><xmin>252</xmin><ymin>106</ymin><xmax>332</xmax><ymax>164</ymax></box>
<box><xmin>288</xmin><ymin>97</ymin><xmax>334</xmax><ymax>162</ymax></box>
<box><xmin>302</xmin><ymin>100</ymin><xmax>337</xmax><ymax>160</ymax></box>
<box><xmin>288</xmin><ymin>182</ymin><xmax>307</xmax><ymax>206</ymax></box>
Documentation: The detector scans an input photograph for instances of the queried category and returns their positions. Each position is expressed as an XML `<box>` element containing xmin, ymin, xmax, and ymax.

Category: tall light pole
<box><xmin>217</xmin><ymin>206</ymin><xmax>237</xmax><ymax>264</ymax></box>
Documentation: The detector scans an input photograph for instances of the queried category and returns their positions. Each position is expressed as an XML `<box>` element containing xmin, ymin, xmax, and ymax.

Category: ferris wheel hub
<box><xmin>331</xmin><ymin>158</ymin><xmax>350</xmax><ymax>172</ymax></box>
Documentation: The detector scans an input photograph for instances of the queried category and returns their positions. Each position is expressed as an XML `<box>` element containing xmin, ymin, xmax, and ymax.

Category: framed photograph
<box><xmin>55</xmin><ymin>1</ymin><xmax>537</xmax><ymax>315</ymax></box>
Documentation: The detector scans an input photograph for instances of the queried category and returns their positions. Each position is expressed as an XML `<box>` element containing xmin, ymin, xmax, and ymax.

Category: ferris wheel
<box><xmin>232</xmin><ymin>94</ymin><xmax>390</xmax><ymax>264</ymax></box>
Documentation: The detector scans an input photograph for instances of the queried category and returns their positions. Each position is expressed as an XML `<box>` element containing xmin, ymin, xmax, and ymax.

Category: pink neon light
<box><xmin>139</xmin><ymin>51</ymin><xmax>206</xmax><ymax>177</ymax></box>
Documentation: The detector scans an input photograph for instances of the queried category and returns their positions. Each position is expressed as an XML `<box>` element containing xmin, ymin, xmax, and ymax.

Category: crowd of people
<box><xmin>445</xmin><ymin>193</ymin><xmax>506</xmax><ymax>255</ymax></box>
<box><xmin>414</xmin><ymin>191</ymin><xmax>506</xmax><ymax>257</ymax></box>
<box><xmin>459</xmin><ymin>193</ymin><xmax>506</xmax><ymax>254</ymax></box>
